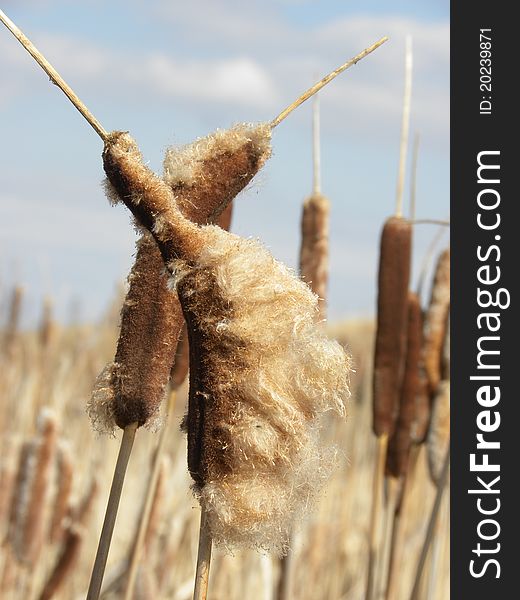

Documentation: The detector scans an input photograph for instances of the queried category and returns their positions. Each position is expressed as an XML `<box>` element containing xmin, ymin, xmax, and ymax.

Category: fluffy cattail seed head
<box><xmin>176</xmin><ymin>226</ymin><xmax>350</xmax><ymax>553</ymax></box>
<box><xmin>372</xmin><ymin>216</ymin><xmax>412</xmax><ymax>437</ymax></box>
<box><xmin>91</xmin><ymin>127</ymin><xmax>269</xmax><ymax>432</ymax></box>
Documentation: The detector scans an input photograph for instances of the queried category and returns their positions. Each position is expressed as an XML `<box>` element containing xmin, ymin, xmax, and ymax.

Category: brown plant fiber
<box><xmin>386</xmin><ymin>292</ymin><xmax>422</xmax><ymax>478</ymax></box>
<box><xmin>372</xmin><ymin>216</ymin><xmax>412</xmax><ymax>437</ymax></box>
<box><xmin>424</xmin><ymin>248</ymin><xmax>450</xmax><ymax>394</ymax></box>
<box><xmin>299</xmin><ymin>192</ymin><xmax>330</xmax><ymax>322</ymax></box>
<box><xmin>100</xmin><ymin>128</ymin><xmax>351</xmax><ymax>553</ymax></box>
<box><xmin>91</xmin><ymin>125</ymin><xmax>267</xmax><ymax>432</ymax></box>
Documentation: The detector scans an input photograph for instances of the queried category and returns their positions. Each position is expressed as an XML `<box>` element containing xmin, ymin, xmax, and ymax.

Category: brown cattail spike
<box><xmin>92</xmin><ymin>233</ymin><xmax>181</xmax><ymax>431</ymax></box>
<box><xmin>423</xmin><ymin>248</ymin><xmax>450</xmax><ymax>394</ymax></box>
<box><xmin>299</xmin><ymin>193</ymin><xmax>330</xmax><ymax>322</ymax></box>
<box><xmin>372</xmin><ymin>217</ymin><xmax>412</xmax><ymax>437</ymax></box>
<box><xmin>299</xmin><ymin>96</ymin><xmax>329</xmax><ymax>322</ymax></box>
<box><xmin>386</xmin><ymin>292</ymin><xmax>422</xmax><ymax>478</ymax></box>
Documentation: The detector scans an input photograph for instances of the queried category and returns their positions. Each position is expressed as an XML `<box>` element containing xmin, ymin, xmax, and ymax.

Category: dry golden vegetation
<box><xmin>0</xmin><ymin>288</ymin><xmax>449</xmax><ymax>599</ymax></box>
<box><xmin>0</xmin><ymin>11</ymin><xmax>449</xmax><ymax>599</ymax></box>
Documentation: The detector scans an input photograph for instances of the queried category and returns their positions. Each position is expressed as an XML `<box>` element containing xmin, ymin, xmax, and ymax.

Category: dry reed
<box><xmin>427</xmin><ymin>380</ymin><xmax>450</xmax><ymax>485</ymax></box>
<box><xmin>423</xmin><ymin>249</ymin><xmax>450</xmax><ymax>395</ymax></box>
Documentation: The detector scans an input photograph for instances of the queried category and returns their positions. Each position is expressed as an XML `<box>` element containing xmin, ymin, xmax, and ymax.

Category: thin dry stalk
<box><xmin>395</xmin><ymin>36</ymin><xmax>413</xmax><ymax>218</ymax></box>
<box><xmin>271</xmin><ymin>37</ymin><xmax>388</xmax><ymax>127</ymax></box>
<box><xmin>170</xmin><ymin>326</ymin><xmax>190</xmax><ymax>390</ymax></box>
<box><xmin>49</xmin><ymin>440</ymin><xmax>74</xmax><ymax>543</ymax></box>
<box><xmin>423</xmin><ymin>249</ymin><xmax>450</xmax><ymax>394</ymax></box>
<box><xmin>86</xmin><ymin>422</ymin><xmax>138</xmax><ymax>600</ymax></box>
<box><xmin>365</xmin><ymin>434</ymin><xmax>388</xmax><ymax>600</ymax></box>
<box><xmin>385</xmin><ymin>444</ymin><xmax>420</xmax><ymax>600</ymax></box>
<box><xmin>375</xmin><ymin>477</ymin><xmax>400</xmax><ymax>600</ymax></box>
<box><xmin>193</xmin><ymin>508</ymin><xmax>213</xmax><ymax>600</ymax></box>
<box><xmin>0</xmin><ymin>9</ymin><xmax>107</xmax><ymax>139</ymax></box>
<box><xmin>123</xmin><ymin>392</ymin><xmax>177</xmax><ymax>600</ymax></box>
<box><xmin>409</xmin><ymin>446</ymin><xmax>450</xmax><ymax>600</ymax></box>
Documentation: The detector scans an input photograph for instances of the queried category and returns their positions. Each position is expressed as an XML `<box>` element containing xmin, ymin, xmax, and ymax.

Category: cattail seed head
<box><xmin>8</xmin><ymin>408</ymin><xmax>57</xmax><ymax>565</ymax></box>
<box><xmin>299</xmin><ymin>192</ymin><xmax>330</xmax><ymax>322</ymax></box>
<box><xmin>101</xmin><ymin>127</ymin><xmax>350</xmax><ymax>552</ymax></box>
<box><xmin>176</xmin><ymin>226</ymin><xmax>350</xmax><ymax>553</ymax></box>
<box><xmin>427</xmin><ymin>380</ymin><xmax>450</xmax><ymax>485</ymax></box>
<box><xmin>3</xmin><ymin>284</ymin><xmax>23</xmax><ymax>357</ymax></box>
<box><xmin>89</xmin><ymin>232</ymin><xmax>182</xmax><ymax>432</ymax></box>
<box><xmin>372</xmin><ymin>216</ymin><xmax>412</xmax><ymax>437</ymax></box>
<box><xmin>91</xmin><ymin>127</ymin><xmax>268</xmax><ymax>432</ymax></box>
<box><xmin>424</xmin><ymin>248</ymin><xmax>450</xmax><ymax>394</ymax></box>
<box><xmin>386</xmin><ymin>291</ymin><xmax>422</xmax><ymax>478</ymax></box>
<box><xmin>49</xmin><ymin>440</ymin><xmax>74</xmax><ymax>543</ymax></box>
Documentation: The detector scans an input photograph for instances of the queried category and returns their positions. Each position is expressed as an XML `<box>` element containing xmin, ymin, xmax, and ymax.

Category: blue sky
<box><xmin>0</xmin><ymin>1</ymin><xmax>449</xmax><ymax>326</ymax></box>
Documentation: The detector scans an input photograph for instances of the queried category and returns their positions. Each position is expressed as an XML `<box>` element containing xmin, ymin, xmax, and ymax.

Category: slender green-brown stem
<box><xmin>86</xmin><ymin>423</ymin><xmax>138</xmax><ymax>600</ymax></box>
<box><xmin>0</xmin><ymin>9</ymin><xmax>107</xmax><ymax>141</ymax></box>
<box><xmin>193</xmin><ymin>508</ymin><xmax>213</xmax><ymax>600</ymax></box>
<box><xmin>365</xmin><ymin>434</ymin><xmax>388</xmax><ymax>600</ymax></box>
<box><xmin>123</xmin><ymin>391</ymin><xmax>177</xmax><ymax>600</ymax></box>
<box><xmin>395</xmin><ymin>36</ymin><xmax>413</xmax><ymax>218</ymax></box>
<box><xmin>271</xmin><ymin>37</ymin><xmax>388</xmax><ymax>128</ymax></box>
<box><xmin>409</xmin><ymin>445</ymin><xmax>450</xmax><ymax>600</ymax></box>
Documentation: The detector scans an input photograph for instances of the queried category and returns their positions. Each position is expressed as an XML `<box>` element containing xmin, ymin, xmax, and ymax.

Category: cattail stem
<box><xmin>385</xmin><ymin>444</ymin><xmax>419</xmax><ymax>600</ymax></box>
<box><xmin>376</xmin><ymin>476</ymin><xmax>400</xmax><ymax>600</ymax></box>
<box><xmin>312</xmin><ymin>95</ymin><xmax>321</xmax><ymax>195</ymax></box>
<box><xmin>193</xmin><ymin>508</ymin><xmax>213</xmax><ymax>600</ymax></box>
<box><xmin>0</xmin><ymin>10</ymin><xmax>107</xmax><ymax>140</ymax></box>
<box><xmin>86</xmin><ymin>422</ymin><xmax>138</xmax><ymax>600</ymax></box>
<box><xmin>409</xmin><ymin>446</ymin><xmax>450</xmax><ymax>600</ymax></box>
<box><xmin>395</xmin><ymin>36</ymin><xmax>413</xmax><ymax>218</ymax></box>
<box><xmin>409</xmin><ymin>133</ymin><xmax>420</xmax><ymax>221</ymax></box>
<box><xmin>123</xmin><ymin>391</ymin><xmax>177</xmax><ymax>600</ymax></box>
<box><xmin>365</xmin><ymin>434</ymin><xmax>388</xmax><ymax>600</ymax></box>
<box><xmin>411</xmin><ymin>219</ymin><xmax>450</xmax><ymax>226</ymax></box>
<box><xmin>271</xmin><ymin>37</ymin><xmax>388</xmax><ymax>128</ymax></box>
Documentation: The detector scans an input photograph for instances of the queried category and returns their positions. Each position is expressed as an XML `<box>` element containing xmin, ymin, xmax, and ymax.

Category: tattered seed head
<box><xmin>176</xmin><ymin>226</ymin><xmax>350</xmax><ymax>554</ymax></box>
<box><xmin>101</xmin><ymin>127</ymin><xmax>350</xmax><ymax>553</ymax></box>
<box><xmin>427</xmin><ymin>380</ymin><xmax>450</xmax><ymax>485</ymax></box>
<box><xmin>163</xmin><ymin>124</ymin><xmax>271</xmax><ymax>223</ymax></box>
<box><xmin>91</xmin><ymin>126</ymin><xmax>269</xmax><ymax>433</ymax></box>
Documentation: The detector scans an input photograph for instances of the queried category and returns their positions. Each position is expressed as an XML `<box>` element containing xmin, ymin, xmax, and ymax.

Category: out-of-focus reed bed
<box><xmin>0</xmin><ymin>288</ymin><xmax>448</xmax><ymax>600</ymax></box>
